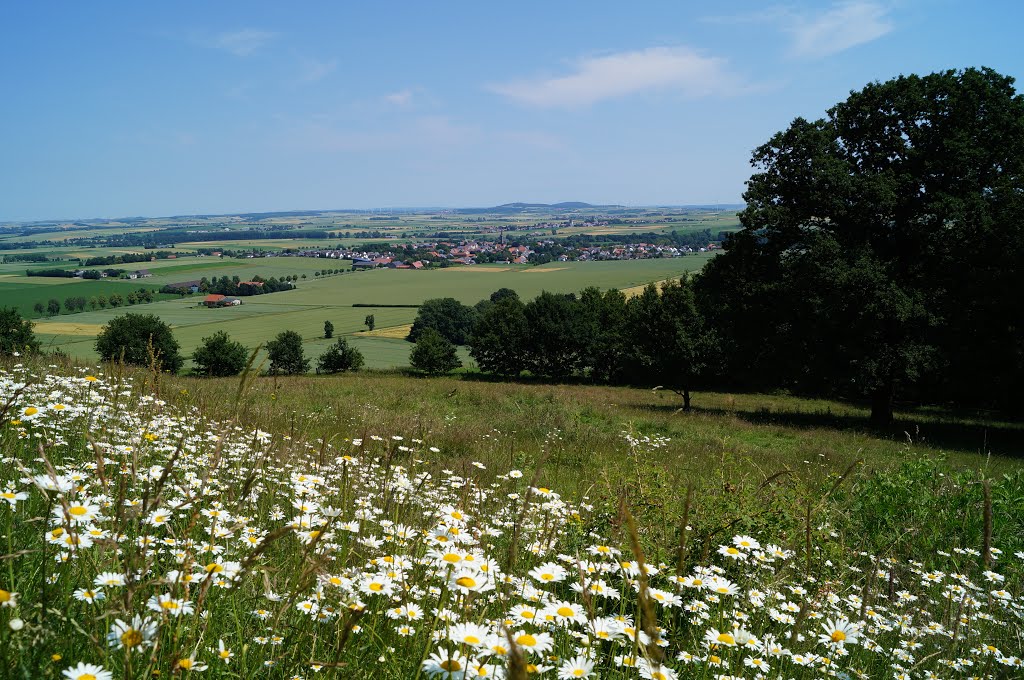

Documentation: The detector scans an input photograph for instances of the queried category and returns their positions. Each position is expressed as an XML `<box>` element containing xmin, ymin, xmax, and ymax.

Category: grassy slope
<box><xmin>164</xmin><ymin>369</ymin><xmax>1024</xmax><ymax>562</ymax></box>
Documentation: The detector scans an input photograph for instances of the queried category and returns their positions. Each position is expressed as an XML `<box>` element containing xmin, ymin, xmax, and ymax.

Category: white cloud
<box><xmin>206</xmin><ymin>29</ymin><xmax>276</xmax><ymax>57</ymax></box>
<box><xmin>384</xmin><ymin>89</ymin><xmax>414</xmax><ymax>106</ymax></box>
<box><xmin>299</xmin><ymin>58</ymin><xmax>337</xmax><ymax>82</ymax></box>
<box><xmin>488</xmin><ymin>46</ymin><xmax>737</xmax><ymax>108</ymax></box>
<box><xmin>786</xmin><ymin>2</ymin><xmax>893</xmax><ymax>57</ymax></box>
<box><xmin>706</xmin><ymin>2</ymin><xmax>893</xmax><ymax>58</ymax></box>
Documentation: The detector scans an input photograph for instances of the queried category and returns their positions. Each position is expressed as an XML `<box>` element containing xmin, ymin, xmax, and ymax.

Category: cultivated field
<box><xmin>26</xmin><ymin>257</ymin><xmax>715</xmax><ymax>368</ymax></box>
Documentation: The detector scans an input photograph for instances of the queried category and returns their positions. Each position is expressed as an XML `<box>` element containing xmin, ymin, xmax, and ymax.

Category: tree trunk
<box><xmin>869</xmin><ymin>383</ymin><xmax>894</xmax><ymax>427</ymax></box>
<box><xmin>682</xmin><ymin>388</ymin><xmax>692</xmax><ymax>412</ymax></box>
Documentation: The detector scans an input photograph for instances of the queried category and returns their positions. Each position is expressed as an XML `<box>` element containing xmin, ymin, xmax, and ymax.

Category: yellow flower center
<box><xmin>557</xmin><ymin>606</ymin><xmax>574</xmax><ymax>617</ymax></box>
<box><xmin>178</xmin><ymin>659</ymin><xmax>193</xmax><ymax>670</ymax></box>
<box><xmin>717</xmin><ymin>633</ymin><xmax>735</xmax><ymax>645</ymax></box>
<box><xmin>493</xmin><ymin>645</ymin><xmax>507</xmax><ymax>655</ymax></box>
<box><xmin>161</xmin><ymin>600</ymin><xmax>179</xmax><ymax>610</ymax></box>
<box><xmin>710</xmin><ymin>655</ymin><xmax>721</xmax><ymax>664</ymax></box>
<box><xmin>369</xmin><ymin>583</ymin><xmax>383</xmax><ymax>592</ymax></box>
<box><xmin>456</xmin><ymin>577</ymin><xmax>477</xmax><ymax>588</ymax></box>
<box><xmin>1</xmin><ymin>493</ymin><xmax>14</xmax><ymax>499</ymax></box>
<box><xmin>831</xmin><ymin>630</ymin><xmax>847</xmax><ymax>643</ymax></box>
<box><xmin>69</xmin><ymin>506</ymin><xmax>88</xmax><ymax>516</ymax></box>
<box><xmin>0</xmin><ymin>590</ymin><xmax>10</xmax><ymax>602</ymax></box>
<box><xmin>726</xmin><ymin>547</ymin><xmax>739</xmax><ymax>555</ymax></box>
<box><xmin>440</xmin><ymin>660</ymin><xmax>462</xmax><ymax>672</ymax></box>
<box><xmin>572</xmin><ymin>671</ymin><xmax>585</xmax><ymax>677</ymax></box>
<box><xmin>85</xmin><ymin>376</ymin><xmax>97</xmax><ymax>381</ymax></box>
<box><xmin>520</xmin><ymin>610</ymin><xmax>535</xmax><ymax>619</ymax></box>
<box><xmin>443</xmin><ymin>553</ymin><xmax>461</xmax><ymax>563</ymax></box>
<box><xmin>464</xmin><ymin>635</ymin><xmax>480</xmax><ymax>644</ymax></box>
<box><xmin>451</xmin><ymin>511</ymin><xmax>463</xmax><ymax>520</ymax></box>
<box><xmin>652</xmin><ymin>673</ymin><xmax>667</xmax><ymax>680</ymax></box>
<box><xmin>219</xmin><ymin>649</ymin><xmax>231</xmax><ymax>658</ymax></box>
<box><xmin>121</xmin><ymin>629</ymin><xmax>143</xmax><ymax>647</ymax></box>
<box><xmin>24</xmin><ymin>407</ymin><xmax>38</xmax><ymax>416</ymax></box>
<box><xmin>205</xmin><ymin>563</ymin><xmax>223</xmax><ymax>573</ymax></box>
<box><xmin>516</xmin><ymin>634</ymin><xmax>537</xmax><ymax>646</ymax></box>
<box><xmin>80</xmin><ymin>675</ymin><xmax>96</xmax><ymax>680</ymax></box>
<box><xmin>540</xmin><ymin>573</ymin><xmax>554</xmax><ymax>581</ymax></box>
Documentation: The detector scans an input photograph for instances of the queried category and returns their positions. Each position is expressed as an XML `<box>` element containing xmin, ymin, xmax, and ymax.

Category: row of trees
<box><xmin>31</xmin><ymin>289</ymin><xmax>157</xmax><ymax>317</ymax></box>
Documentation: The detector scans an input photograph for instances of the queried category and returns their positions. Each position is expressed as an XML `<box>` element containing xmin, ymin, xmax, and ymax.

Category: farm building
<box><xmin>203</xmin><ymin>294</ymin><xmax>242</xmax><ymax>308</ymax></box>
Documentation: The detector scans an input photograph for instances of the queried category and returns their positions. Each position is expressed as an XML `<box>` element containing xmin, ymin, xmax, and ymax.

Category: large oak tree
<box><xmin>699</xmin><ymin>67</ymin><xmax>1024</xmax><ymax>425</ymax></box>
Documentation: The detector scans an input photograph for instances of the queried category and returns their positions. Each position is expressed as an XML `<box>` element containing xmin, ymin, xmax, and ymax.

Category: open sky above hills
<box><xmin>2</xmin><ymin>1</ymin><xmax>1022</xmax><ymax>221</ymax></box>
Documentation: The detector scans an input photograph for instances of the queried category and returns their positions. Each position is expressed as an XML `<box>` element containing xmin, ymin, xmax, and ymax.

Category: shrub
<box><xmin>317</xmin><ymin>337</ymin><xmax>365</xmax><ymax>374</ymax></box>
<box><xmin>0</xmin><ymin>307</ymin><xmax>40</xmax><ymax>356</ymax></box>
<box><xmin>94</xmin><ymin>313</ymin><xmax>183</xmax><ymax>373</ymax></box>
<box><xmin>409</xmin><ymin>328</ymin><xmax>462</xmax><ymax>375</ymax></box>
<box><xmin>192</xmin><ymin>330</ymin><xmax>248</xmax><ymax>377</ymax></box>
<box><xmin>266</xmin><ymin>330</ymin><xmax>309</xmax><ymax>375</ymax></box>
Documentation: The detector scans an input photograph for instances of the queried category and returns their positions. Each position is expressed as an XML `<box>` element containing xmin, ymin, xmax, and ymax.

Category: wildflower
<box><xmin>62</xmin><ymin>663</ymin><xmax>113</xmax><ymax>680</ymax></box>
<box><xmin>0</xmin><ymin>589</ymin><xmax>17</xmax><ymax>608</ymax></box>
<box><xmin>704</xmin><ymin>627</ymin><xmax>737</xmax><ymax>647</ymax></box>
<box><xmin>528</xmin><ymin>562</ymin><xmax>567</xmax><ymax>583</ymax></box>
<box><xmin>107</xmin><ymin>616</ymin><xmax>158</xmax><ymax>651</ymax></box>
<box><xmin>54</xmin><ymin>500</ymin><xmax>100</xmax><ymax>524</ymax></box>
<box><xmin>733</xmin><ymin>535</ymin><xmax>761</xmax><ymax>550</ymax></box>
<box><xmin>73</xmin><ymin>588</ymin><xmax>104</xmax><ymax>604</ymax></box>
<box><xmin>0</xmin><ymin>486</ymin><xmax>28</xmax><ymax>506</ymax></box>
<box><xmin>177</xmin><ymin>655</ymin><xmax>208</xmax><ymax>672</ymax></box>
<box><xmin>147</xmin><ymin>593</ymin><xmax>194</xmax><ymax>616</ymax></box>
<box><xmin>448</xmin><ymin>622</ymin><xmax>490</xmax><ymax>647</ymax></box>
<box><xmin>215</xmin><ymin>639</ymin><xmax>234</xmax><ymax>664</ymax></box>
<box><xmin>819</xmin><ymin>618</ymin><xmax>859</xmax><ymax>646</ymax></box>
<box><xmin>557</xmin><ymin>656</ymin><xmax>594</xmax><ymax>678</ymax></box>
<box><xmin>638</xmin><ymin>660</ymin><xmax>679</xmax><ymax>680</ymax></box>
<box><xmin>422</xmin><ymin>648</ymin><xmax>469</xmax><ymax>677</ymax></box>
<box><xmin>450</xmin><ymin>570</ymin><xmax>494</xmax><ymax>594</ymax></box>
<box><xmin>513</xmin><ymin>630</ymin><xmax>554</xmax><ymax>654</ymax></box>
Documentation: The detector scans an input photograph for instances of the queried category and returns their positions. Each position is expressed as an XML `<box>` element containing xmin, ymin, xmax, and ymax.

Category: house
<box><xmin>352</xmin><ymin>258</ymin><xmax>377</xmax><ymax>269</ymax></box>
<box><xmin>168</xmin><ymin>280</ymin><xmax>201</xmax><ymax>293</ymax></box>
<box><xmin>221</xmin><ymin>296</ymin><xmax>242</xmax><ymax>306</ymax></box>
<box><xmin>137</xmin><ymin>269</ymin><xmax>152</xmax><ymax>278</ymax></box>
<box><xmin>411</xmin><ymin>260</ymin><xmax>424</xmax><ymax>269</ymax></box>
<box><xmin>204</xmin><ymin>294</ymin><xmax>226</xmax><ymax>307</ymax></box>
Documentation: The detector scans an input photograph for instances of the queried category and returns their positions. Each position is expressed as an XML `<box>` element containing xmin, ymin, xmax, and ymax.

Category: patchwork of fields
<box><xmin>22</xmin><ymin>256</ymin><xmax>714</xmax><ymax>368</ymax></box>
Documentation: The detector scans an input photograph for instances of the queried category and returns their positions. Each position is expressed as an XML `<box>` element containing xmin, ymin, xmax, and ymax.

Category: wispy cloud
<box><xmin>384</xmin><ymin>89</ymin><xmax>415</xmax><ymax>106</ymax></box>
<box><xmin>299</xmin><ymin>57</ymin><xmax>337</xmax><ymax>82</ymax></box>
<box><xmin>487</xmin><ymin>47</ymin><xmax>738</xmax><ymax>108</ymax></box>
<box><xmin>204</xmin><ymin>29</ymin><xmax>276</xmax><ymax>57</ymax></box>
<box><xmin>706</xmin><ymin>2</ymin><xmax>893</xmax><ymax>58</ymax></box>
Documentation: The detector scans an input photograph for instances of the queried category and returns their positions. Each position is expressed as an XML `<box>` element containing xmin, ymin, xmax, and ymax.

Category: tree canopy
<box><xmin>266</xmin><ymin>330</ymin><xmax>310</xmax><ymax>375</ymax></box>
<box><xmin>698</xmin><ymin>67</ymin><xmax>1024</xmax><ymax>423</ymax></box>
<box><xmin>410</xmin><ymin>328</ymin><xmax>462</xmax><ymax>375</ymax></box>
<box><xmin>0</xmin><ymin>308</ymin><xmax>40</xmax><ymax>357</ymax></box>
<box><xmin>406</xmin><ymin>298</ymin><xmax>478</xmax><ymax>345</ymax></box>
<box><xmin>192</xmin><ymin>330</ymin><xmax>248</xmax><ymax>377</ymax></box>
<box><xmin>317</xmin><ymin>337</ymin><xmax>365</xmax><ymax>374</ymax></box>
<box><xmin>95</xmin><ymin>313</ymin><xmax>183</xmax><ymax>373</ymax></box>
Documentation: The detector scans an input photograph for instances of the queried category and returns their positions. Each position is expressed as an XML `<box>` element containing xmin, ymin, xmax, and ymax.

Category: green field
<box><xmin>29</xmin><ymin>256</ymin><xmax>714</xmax><ymax>368</ymax></box>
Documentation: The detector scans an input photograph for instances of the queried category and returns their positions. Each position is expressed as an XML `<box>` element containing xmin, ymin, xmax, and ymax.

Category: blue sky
<box><xmin>2</xmin><ymin>1</ymin><xmax>1022</xmax><ymax>220</ymax></box>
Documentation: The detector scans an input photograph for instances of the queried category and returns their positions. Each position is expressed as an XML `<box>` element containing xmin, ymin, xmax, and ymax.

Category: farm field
<box><xmin>29</xmin><ymin>256</ymin><xmax>714</xmax><ymax>368</ymax></box>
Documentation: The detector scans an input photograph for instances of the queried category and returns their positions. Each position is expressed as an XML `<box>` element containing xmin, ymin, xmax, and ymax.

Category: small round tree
<box><xmin>409</xmin><ymin>328</ymin><xmax>462</xmax><ymax>376</ymax></box>
<box><xmin>324</xmin><ymin>320</ymin><xmax>334</xmax><ymax>339</ymax></box>
<box><xmin>0</xmin><ymin>307</ymin><xmax>40</xmax><ymax>356</ymax></box>
<box><xmin>317</xmin><ymin>337</ymin><xmax>365</xmax><ymax>374</ymax></box>
<box><xmin>266</xmin><ymin>330</ymin><xmax>309</xmax><ymax>375</ymax></box>
<box><xmin>192</xmin><ymin>330</ymin><xmax>248</xmax><ymax>377</ymax></box>
<box><xmin>95</xmin><ymin>313</ymin><xmax>183</xmax><ymax>373</ymax></box>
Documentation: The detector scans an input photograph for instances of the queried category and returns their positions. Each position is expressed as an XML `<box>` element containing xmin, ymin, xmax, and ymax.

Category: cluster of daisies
<box><xmin>0</xmin><ymin>364</ymin><xmax>1021</xmax><ymax>679</ymax></box>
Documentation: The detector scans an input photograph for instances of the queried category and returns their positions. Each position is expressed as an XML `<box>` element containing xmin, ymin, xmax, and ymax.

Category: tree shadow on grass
<box><xmin>670</xmin><ymin>403</ymin><xmax>1024</xmax><ymax>458</ymax></box>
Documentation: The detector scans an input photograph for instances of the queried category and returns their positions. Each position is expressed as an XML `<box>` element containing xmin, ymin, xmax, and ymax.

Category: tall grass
<box><xmin>0</xmin><ymin>359</ymin><xmax>1021</xmax><ymax>678</ymax></box>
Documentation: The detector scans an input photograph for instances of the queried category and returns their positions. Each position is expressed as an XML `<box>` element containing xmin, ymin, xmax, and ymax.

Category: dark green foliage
<box><xmin>698</xmin><ymin>67</ymin><xmax>1024</xmax><ymax>423</ymax></box>
<box><xmin>407</xmin><ymin>298</ymin><xmax>478</xmax><ymax>345</ymax></box>
<box><xmin>94</xmin><ymin>313</ymin><xmax>184</xmax><ymax>373</ymax></box>
<box><xmin>324</xmin><ymin>320</ymin><xmax>334</xmax><ymax>339</ymax></box>
<box><xmin>364</xmin><ymin>314</ymin><xmax>375</xmax><ymax>331</ymax></box>
<box><xmin>624</xmin><ymin>277</ymin><xmax>717</xmax><ymax>411</ymax></box>
<box><xmin>46</xmin><ymin>299</ymin><xmax>60</xmax><ymax>316</ymax></box>
<box><xmin>469</xmin><ymin>296</ymin><xmax>529</xmax><ymax>377</ymax></box>
<box><xmin>0</xmin><ymin>308</ymin><xmax>40</xmax><ymax>356</ymax></box>
<box><xmin>409</xmin><ymin>328</ymin><xmax>462</xmax><ymax>375</ymax></box>
<box><xmin>317</xmin><ymin>337</ymin><xmax>365</xmax><ymax>374</ymax></box>
<box><xmin>192</xmin><ymin>330</ymin><xmax>248</xmax><ymax>377</ymax></box>
<box><xmin>266</xmin><ymin>330</ymin><xmax>309</xmax><ymax>375</ymax></box>
<box><xmin>522</xmin><ymin>292</ymin><xmax>590</xmax><ymax>378</ymax></box>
